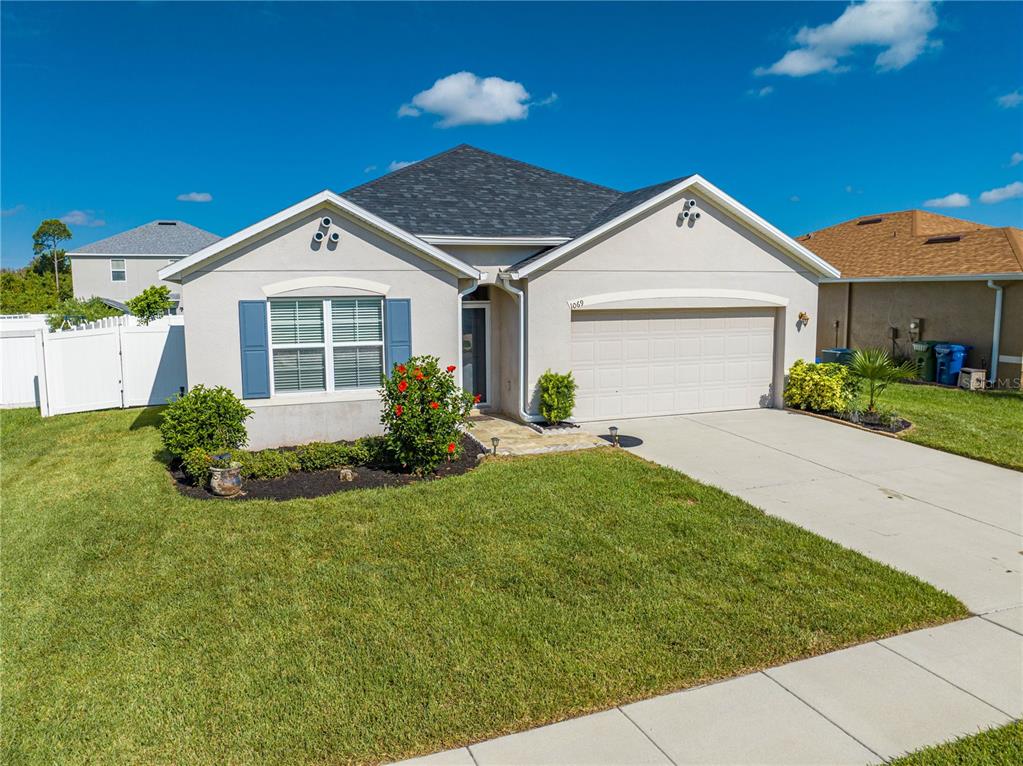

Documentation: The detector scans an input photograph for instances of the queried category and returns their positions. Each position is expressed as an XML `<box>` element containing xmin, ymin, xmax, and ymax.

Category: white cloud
<box><xmin>789</xmin><ymin>195</ymin><xmax>800</xmax><ymax>203</ymax></box>
<box><xmin>1</xmin><ymin>204</ymin><xmax>25</xmax><ymax>217</ymax></box>
<box><xmin>1010</xmin><ymin>152</ymin><xmax>1023</xmax><ymax>167</ymax></box>
<box><xmin>923</xmin><ymin>192</ymin><xmax>970</xmax><ymax>208</ymax></box>
<box><xmin>388</xmin><ymin>160</ymin><xmax>416</xmax><ymax>172</ymax></box>
<box><xmin>747</xmin><ymin>86</ymin><xmax>774</xmax><ymax>98</ymax></box>
<box><xmin>756</xmin><ymin>0</ymin><xmax>939</xmax><ymax>77</ymax></box>
<box><xmin>398</xmin><ymin>71</ymin><xmax>547</xmax><ymax>127</ymax></box>
<box><xmin>979</xmin><ymin>181</ymin><xmax>1023</xmax><ymax>204</ymax></box>
<box><xmin>363</xmin><ymin>165</ymin><xmax>378</xmax><ymax>173</ymax></box>
<box><xmin>59</xmin><ymin>210</ymin><xmax>105</xmax><ymax>227</ymax></box>
<box><xmin>176</xmin><ymin>191</ymin><xmax>212</xmax><ymax>203</ymax></box>
<box><xmin>997</xmin><ymin>90</ymin><xmax>1023</xmax><ymax>108</ymax></box>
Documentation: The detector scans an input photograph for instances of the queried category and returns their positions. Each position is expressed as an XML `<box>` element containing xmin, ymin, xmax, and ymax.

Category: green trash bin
<box><xmin>912</xmin><ymin>341</ymin><xmax>941</xmax><ymax>382</ymax></box>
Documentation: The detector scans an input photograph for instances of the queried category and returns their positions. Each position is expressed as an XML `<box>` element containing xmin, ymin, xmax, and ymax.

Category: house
<box><xmin>158</xmin><ymin>145</ymin><xmax>838</xmax><ymax>449</ymax></box>
<box><xmin>68</xmin><ymin>220</ymin><xmax>220</xmax><ymax>310</ymax></box>
<box><xmin>798</xmin><ymin>210</ymin><xmax>1022</xmax><ymax>386</ymax></box>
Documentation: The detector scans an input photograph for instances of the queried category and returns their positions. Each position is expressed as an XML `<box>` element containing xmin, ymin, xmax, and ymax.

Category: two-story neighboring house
<box><xmin>68</xmin><ymin>220</ymin><xmax>220</xmax><ymax>310</ymax></box>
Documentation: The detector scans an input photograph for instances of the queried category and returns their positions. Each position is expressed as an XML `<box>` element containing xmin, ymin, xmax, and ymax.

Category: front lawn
<box><xmin>883</xmin><ymin>383</ymin><xmax>1023</xmax><ymax>471</ymax></box>
<box><xmin>1</xmin><ymin>407</ymin><xmax>967</xmax><ymax>764</ymax></box>
<box><xmin>888</xmin><ymin>721</ymin><xmax>1023</xmax><ymax>765</ymax></box>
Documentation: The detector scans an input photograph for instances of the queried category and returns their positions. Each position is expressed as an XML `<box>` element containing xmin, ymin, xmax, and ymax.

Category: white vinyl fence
<box><xmin>0</xmin><ymin>314</ymin><xmax>187</xmax><ymax>415</ymax></box>
<box><xmin>0</xmin><ymin>315</ymin><xmax>49</xmax><ymax>408</ymax></box>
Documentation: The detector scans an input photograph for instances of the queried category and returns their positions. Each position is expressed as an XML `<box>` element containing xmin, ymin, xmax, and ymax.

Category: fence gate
<box><xmin>35</xmin><ymin>316</ymin><xmax>186</xmax><ymax>416</ymax></box>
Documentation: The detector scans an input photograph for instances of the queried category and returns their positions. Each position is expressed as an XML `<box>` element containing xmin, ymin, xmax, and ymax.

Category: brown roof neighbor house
<box><xmin>798</xmin><ymin>210</ymin><xmax>1022</xmax><ymax>387</ymax></box>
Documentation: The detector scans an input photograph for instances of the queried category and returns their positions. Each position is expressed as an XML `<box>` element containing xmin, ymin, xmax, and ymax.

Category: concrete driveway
<box><xmin>592</xmin><ymin>409</ymin><xmax>1022</xmax><ymax>616</ymax></box>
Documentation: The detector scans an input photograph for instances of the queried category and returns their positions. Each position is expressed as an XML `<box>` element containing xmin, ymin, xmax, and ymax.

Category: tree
<box><xmin>126</xmin><ymin>285</ymin><xmax>173</xmax><ymax>325</ymax></box>
<box><xmin>849</xmin><ymin>348</ymin><xmax>916</xmax><ymax>412</ymax></box>
<box><xmin>32</xmin><ymin>219</ymin><xmax>72</xmax><ymax>294</ymax></box>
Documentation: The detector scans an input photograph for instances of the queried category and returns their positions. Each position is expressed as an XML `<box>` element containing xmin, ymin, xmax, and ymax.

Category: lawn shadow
<box><xmin>130</xmin><ymin>406</ymin><xmax>166</xmax><ymax>431</ymax></box>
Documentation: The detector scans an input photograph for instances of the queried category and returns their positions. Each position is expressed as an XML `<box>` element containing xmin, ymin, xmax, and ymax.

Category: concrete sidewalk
<box><xmin>396</xmin><ymin>411</ymin><xmax>1022</xmax><ymax>765</ymax></box>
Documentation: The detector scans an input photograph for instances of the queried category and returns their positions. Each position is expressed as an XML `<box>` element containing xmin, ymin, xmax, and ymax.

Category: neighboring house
<box><xmin>159</xmin><ymin>145</ymin><xmax>838</xmax><ymax>448</ymax></box>
<box><xmin>68</xmin><ymin>220</ymin><xmax>220</xmax><ymax>310</ymax></box>
<box><xmin>798</xmin><ymin>210</ymin><xmax>1022</xmax><ymax>386</ymax></box>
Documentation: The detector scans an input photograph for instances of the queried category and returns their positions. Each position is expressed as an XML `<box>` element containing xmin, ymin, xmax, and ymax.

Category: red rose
<box><xmin>446</xmin><ymin>365</ymin><xmax>456</xmax><ymax>373</ymax></box>
<box><xmin>394</xmin><ymin>405</ymin><xmax>403</xmax><ymax>416</ymax></box>
<box><xmin>429</xmin><ymin>401</ymin><xmax>439</xmax><ymax>409</ymax></box>
<box><xmin>447</xmin><ymin>442</ymin><xmax>456</xmax><ymax>453</ymax></box>
<box><xmin>397</xmin><ymin>364</ymin><xmax>407</xmax><ymax>374</ymax></box>
<box><xmin>397</xmin><ymin>379</ymin><xmax>408</xmax><ymax>393</ymax></box>
<box><xmin>473</xmin><ymin>394</ymin><xmax>481</xmax><ymax>403</ymax></box>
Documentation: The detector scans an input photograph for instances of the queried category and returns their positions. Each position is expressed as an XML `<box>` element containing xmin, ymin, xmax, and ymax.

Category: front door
<box><xmin>462</xmin><ymin>303</ymin><xmax>489</xmax><ymax>405</ymax></box>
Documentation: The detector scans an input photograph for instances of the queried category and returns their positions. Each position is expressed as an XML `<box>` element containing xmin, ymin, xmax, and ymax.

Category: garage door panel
<box><xmin>571</xmin><ymin>308</ymin><xmax>774</xmax><ymax>420</ymax></box>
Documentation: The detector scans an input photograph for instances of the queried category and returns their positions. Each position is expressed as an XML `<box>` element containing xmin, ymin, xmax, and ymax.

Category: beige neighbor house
<box><xmin>799</xmin><ymin>210</ymin><xmax>1022</xmax><ymax>387</ymax></box>
<box><xmin>68</xmin><ymin>220</ymin><xmax>220</xmax><ymax>310</ymax></box>
<box><xmin>158</xmin><ymin>145</ymin><xmax>839</xmax><ymax>449</ymax></box>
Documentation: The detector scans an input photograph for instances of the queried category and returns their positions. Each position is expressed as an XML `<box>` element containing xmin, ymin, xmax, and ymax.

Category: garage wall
<box><xmin>817</xmin><ymin>281</ymin><xmax>1021</xmax><ymax>385</ymax></box>
<box><xmin>524</xmin><ymin>189</ymin><xmax>821</xmax><ymax>415</ymax></box>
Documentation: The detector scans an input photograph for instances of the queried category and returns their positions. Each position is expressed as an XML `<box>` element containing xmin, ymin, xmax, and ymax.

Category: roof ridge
<box><xmin>341</xmin><ymin>144</ymin><xmax>471</xmax><ymax>196</ymax></box>
<box><xmin>1001</xmin><ymin>227</ymin><xmax>1023</xmax><ymax>271</ymax></box>
<box><xmin>457</xmin><ymin>144</ymin><xmax>622</xmax><ymax>194</ymax></box>
<box><xmin>580</xmin><ymin>175</ymin><xmax>689</xmax><ymax>233</ymax></box>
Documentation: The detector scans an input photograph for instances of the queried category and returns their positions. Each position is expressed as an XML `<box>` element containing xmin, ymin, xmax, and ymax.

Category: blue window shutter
<box><xmin>384</xmin><ymin>298</ymin><xmax>412</xmax><ymax>371</ymax></box>
<box><xmin>239</xmin><ymin>301</ymin><xmax>270</xmax><ymax>399</ymax></box>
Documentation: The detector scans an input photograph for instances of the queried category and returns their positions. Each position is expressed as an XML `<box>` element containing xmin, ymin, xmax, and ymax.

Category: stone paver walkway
<box><xmin>395</xmin><ymin>410</ymin><xmax>1022</xmax><ymax>765</ymax></box>
<box><xmin>468</xmin><ymin>414</ymin><xmax>606</xmax><ymax>456</ymax></box>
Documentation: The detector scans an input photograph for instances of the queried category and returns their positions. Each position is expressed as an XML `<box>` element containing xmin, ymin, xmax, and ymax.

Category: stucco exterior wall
<box><xmin>441</xmin><ymin>244</ymin><xmax>544</xmax><ymax>279</ymax></box>
<box><xmin>179</xmin><ymin>206</ymin><xmax>460</xmax><ymax>448</ymax></box>
<box><xmin>816</xmin><ymin>280</ymin><xmax>1021</xmax><ymax>384</ymax></box>
<box><xmin>522</xmin><ymin>190</ymin><xmax>820</xmax><ymax>416</ymax></box>
<box><xmin>71</xmin><ymin>255</ymin><xmax>181</xmax><ymax>304</ymax></box>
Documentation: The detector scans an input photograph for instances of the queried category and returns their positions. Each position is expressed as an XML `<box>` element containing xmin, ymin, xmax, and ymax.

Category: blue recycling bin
<box><xmin>934</xmin><ymin>343</ymin><xmax>971</xmax><ymax>386</ymax></box>
<box><xmin>820</xmin><ymin>347</ymin><xmax>854</xmax><ymax>365</ymax></box>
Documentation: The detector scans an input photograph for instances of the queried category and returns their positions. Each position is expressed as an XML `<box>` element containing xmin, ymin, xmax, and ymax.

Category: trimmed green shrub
<box><xmin>784</xmin><ymin>360</ymin><xmax>858</xmax><ymax>413</ymax></box>
<box><xmin>537</xmin><ymin>370</ymin><xmax>577</xmax><ymax>424</ymax></box>
<box><xmin>126</xmin><ymin>285</ymin><xmax>173</xmax><ymax>325</ymax></box>
<box><xmin>181</xmin><ymin>447</ymin><xmax>213</xmax><ymax>485</ymax></box>
<box><xmin>295</xmin><ymin>442</ymin><xmax>347</xmax><ymax>471</ymax></box>
<box><xmin>380</xmin><ymin>355</ymin><xmax>475</xmax><ymax>474</ymax></box>
<box><xmin>159</xmin><ymin>385</ymin><xmax>253</xmax><ymax>458</ymax></box>
<box><xmin>356</xmin><ymin>436</ymin><xmax>390</xmax><ymax>467</ymax></box>
<box><xmin>233</xmin><ymin>449</ymin><xmax>299</xmax><ymax>480</ymax></box>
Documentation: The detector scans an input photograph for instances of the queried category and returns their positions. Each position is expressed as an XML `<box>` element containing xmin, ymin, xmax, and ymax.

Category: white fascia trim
<box><xmin>261</xmin><ymin>276</ymin><xmax>391</xmax><ymax>296</ymax></box>
<box><xmin>509</xmin><ymin>175</ymin><xmax>841</xmax><ymax>280</ymax></box>
<box><xmin>567</xmin><ymin>288</ymin><xmax>790</xmax><ymax>309</ymax></box>
<box><xmin>419</xmin><ymin>235</ymin><xmax>571</xmax><ymax>247</ymax></box>
<box><xmin>821</xmin><ymin>272</ymin><xmax>1023</xmax><ymax>284</ymax></box>
<box><xmin>69</xmin><ymin>252</ymin><xmax>190</xmax><ymax>259</ymax></box>
<box><xmin>157</xmin><ymin>190</ymin><xmax>480</xmax><ymax>282</ymax></box>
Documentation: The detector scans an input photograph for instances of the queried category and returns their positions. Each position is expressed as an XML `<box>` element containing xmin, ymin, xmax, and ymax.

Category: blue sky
<box><xmin>2</xmin><ymin>1</ymin><xmax>1021</xmax><ymax>268</ymax></box>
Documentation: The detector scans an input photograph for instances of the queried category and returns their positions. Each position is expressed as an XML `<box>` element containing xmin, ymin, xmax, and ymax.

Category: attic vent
<box><xmin>924</xmin><ymin>235</ymin><xmax>961</xmax><ymax>244</ymax></box>
<box><xmin>157</xmin><ymin>221</ymin><xmax>177</xmax><ymax>226</ymax></box>
<box><xmin>856</xmin><ymin>217</ymin><xmax>884</xmax><ymax>225</ymax></box>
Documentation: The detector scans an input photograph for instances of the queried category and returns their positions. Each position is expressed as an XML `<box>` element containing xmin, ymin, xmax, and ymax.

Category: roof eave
<box><xmin>158</xmin><ymin>191</ymin><xmax>480</xmax><ymax>283</ymax></box>
<box><xmin>508</xmin><ymin>175</ymin><xmax>841</xmax><ymax>280</ymax></box>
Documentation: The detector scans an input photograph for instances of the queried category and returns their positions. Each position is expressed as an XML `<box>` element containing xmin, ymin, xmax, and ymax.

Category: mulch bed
<box><xmin>170</xmin><ymin>434</ymin><xmax>486</xmax><ymax>501</ymax></box>
<box><xmin>787</xmin><ymin>407</ymin><xmax>912</xmax><ymax>435</ymax></box>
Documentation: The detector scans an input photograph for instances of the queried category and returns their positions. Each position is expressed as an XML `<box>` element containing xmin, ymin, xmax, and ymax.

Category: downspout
<box><xmin>499</xmin><ymin>273</ymin><xmax>544</xmax><ymax>422</ymax></box>
<box><xmin>457</xmin><ymin>275</ymin><xmax>482</xmax><ymax>389</ymax></box>
<box><xmin>987</xmin><ymin>280</ymin><xmax>1003</xmax><ymax>386</ymax></box>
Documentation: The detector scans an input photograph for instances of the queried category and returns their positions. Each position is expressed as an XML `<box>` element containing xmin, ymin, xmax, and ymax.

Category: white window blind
<box><xmin>111</xmin><ymin>259</ymin><xmax>126</xmax><ymax>282</ymax></box>
<box><xmin>270</xmin><ymin>300</ymin><xmax>324</xmax><ymax>345</ymax></box>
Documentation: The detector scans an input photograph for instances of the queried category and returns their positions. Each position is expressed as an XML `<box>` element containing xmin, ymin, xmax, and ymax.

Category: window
<box><xmin>110</xmin><ymin>259</ymin><xmax>126</xmax><ymax>282</ymax></box>
<box><xmin>268</xmin><ymin>297</ymin><xmax>383</xmax><ymax>394</ymax></box>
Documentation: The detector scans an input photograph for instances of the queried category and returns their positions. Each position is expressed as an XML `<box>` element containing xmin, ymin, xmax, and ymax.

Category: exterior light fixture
<box><xmin>491</xmin><ymin>436</ymin><xmax>500</xmax><ymax>455</ymax></box>
<box><xmin>609</xmin><ymin>425</ymin><xmax>619</xmax><ymax>447</ymax></box>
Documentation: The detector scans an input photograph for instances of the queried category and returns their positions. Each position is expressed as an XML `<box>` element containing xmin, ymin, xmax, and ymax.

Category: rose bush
<box><xmin>380</xmin><ymin>355</ymin><xmax>475</xmax><ymax>474</ymax></box>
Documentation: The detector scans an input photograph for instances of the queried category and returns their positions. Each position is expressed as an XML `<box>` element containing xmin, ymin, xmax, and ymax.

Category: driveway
<box><xmin>592</xmin><ymin>409</ymin><xmax>1022</xmax><ymax>615</ymax></box>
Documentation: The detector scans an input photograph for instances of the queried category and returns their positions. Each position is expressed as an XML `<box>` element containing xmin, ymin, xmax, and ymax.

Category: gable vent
<box><xmin>157</xmin><ymin>221</ymin><xmax>177</xmax><ymax>226</ymax></box>
<box><xmin>856</xmin><ymin>217</ymin><xmax>884</xmax><ymax>225</ymax></box>
<box><xmin>924</xmin><ymin>235</ymin><xmax>961</xmax><ymax>244</ymax></box>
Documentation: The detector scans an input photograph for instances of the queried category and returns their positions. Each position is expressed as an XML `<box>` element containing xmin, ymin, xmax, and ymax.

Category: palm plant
<box><xmin>849</xmin><ymin>348</ymin><xmax>916</xmax><ymax>412</ymax></box>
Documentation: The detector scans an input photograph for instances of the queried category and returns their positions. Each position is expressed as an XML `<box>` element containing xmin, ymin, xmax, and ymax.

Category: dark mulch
<box><xmin>170</xmin><ymin>435</ymin><xmax>486</xmax><ymax>501</ymax></box>
<box><xmin>789</xmin><ymin>408</ymin><xmax>912</xmax><ymax>434</ymax></box>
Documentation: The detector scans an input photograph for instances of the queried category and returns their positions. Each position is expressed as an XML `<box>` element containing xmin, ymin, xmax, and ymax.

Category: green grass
<box><xmin>889</xmin><ymin>721</ymin><xmax>1023</xmax><ymax>765</ymax></box>
<box><xmin>1</xmin><ymin>407</ymin><xmax>968</xmax><ymax>765</ymax></box>
<box><xmin>882</xmin><ymin>383</ymin><xmax>1023</xmax><ymax>471</ymax></box>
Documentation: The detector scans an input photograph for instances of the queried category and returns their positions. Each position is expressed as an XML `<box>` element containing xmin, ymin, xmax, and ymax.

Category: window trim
<box><xmin>267</xmin><ymin>297</ymin><xmax>384</xmax><ymax>397</ymax></box>
<box><xmin>110</xmin><ymin>258</ymin><xmax>126</xmax><ymax>282</ymax></box>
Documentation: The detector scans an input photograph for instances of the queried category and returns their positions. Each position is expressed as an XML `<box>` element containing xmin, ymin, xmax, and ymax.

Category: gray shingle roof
<box><xmin>70</xmin><ymin>220</ymin><xmax>220</xmax><ymax>255</ymax></box>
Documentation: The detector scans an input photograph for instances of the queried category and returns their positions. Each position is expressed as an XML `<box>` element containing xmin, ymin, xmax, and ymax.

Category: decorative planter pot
<box><xmin>209</xmin><ymin>462</ymin><xmax>242</xmax><ymax>497</ymax></box>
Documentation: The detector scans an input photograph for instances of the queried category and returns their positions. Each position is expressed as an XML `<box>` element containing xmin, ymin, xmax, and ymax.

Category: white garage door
<box><xmin>570</xmin><ymin>308</ymin><xmax>775</xmax><ymax>420</ymax></box>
